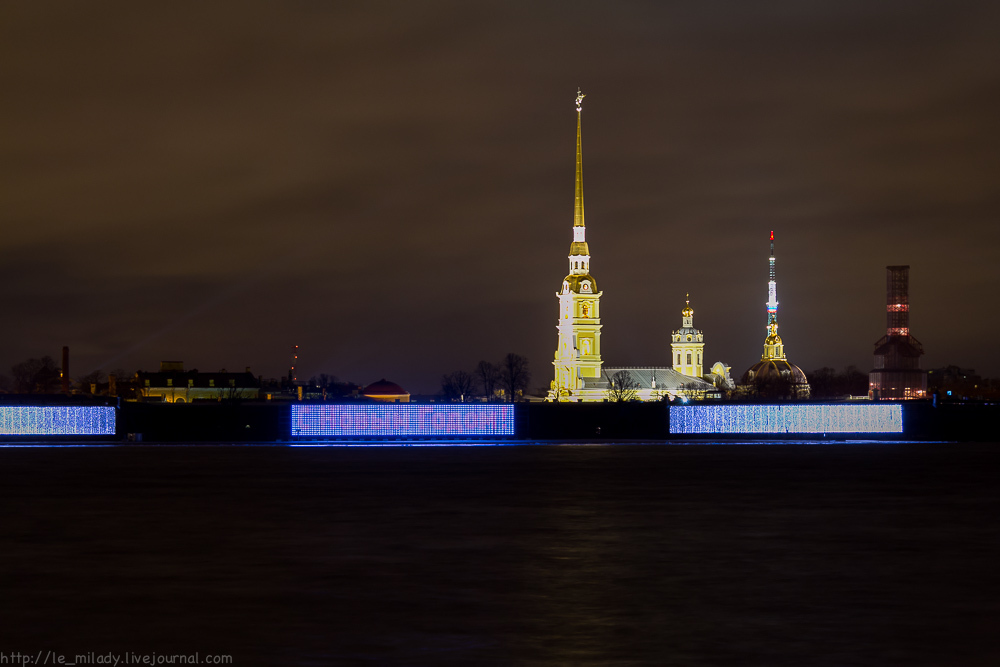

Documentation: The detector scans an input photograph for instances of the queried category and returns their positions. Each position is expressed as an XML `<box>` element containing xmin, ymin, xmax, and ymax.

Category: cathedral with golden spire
<box><xmin>549</xmin><ymin>90</ymin><xmax>606</xmax><ymax>401</ymax></box>
<box><xmin>547</xmin><ymin>92</ymin><xmax>730</xmax><ymax>402</ymax></box>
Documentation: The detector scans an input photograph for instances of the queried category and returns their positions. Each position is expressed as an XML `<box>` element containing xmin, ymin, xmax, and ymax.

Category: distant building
<box><xmin>137</xmin><ymin>361</ymin><xmax>260</xmax><ymax>403</ymax></box>
<box><xmin>740</xmin><ymin>232</ymin><xmax>810</xmax><ymax>399</ymax></box>
<box><xmin>870</xmin><ymin>266</ymin><xmax>926</xmax><ymax>399</ymax></box>
<box><xmin>362</xmin><ymin>379</ymin><xmax>410</xmax><ymax>403</ymax></box>
<box><xmin>926</xmin><ymin>366</ymin><xmax>997</xmax><ymax>401</ymax></box>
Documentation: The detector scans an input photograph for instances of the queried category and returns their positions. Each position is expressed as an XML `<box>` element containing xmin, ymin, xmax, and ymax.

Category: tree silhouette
<box><xmin>606</xmin><ymin>370</ymin><xmax>639</xmax><ymax>402</ymax></box>
<box><xmin>499</xmin><ymin>353</ymin><xmax>531</xmax><ymax>402</ymax></box>
<box><xmin>476</xmin><ymin>360</ymin><xmax>501</xmax><ymax>401</ymax></box>
<box><xmin>442</xmin><ymin>370</ymin><xmax>477</xmax><ymax>402</ymax></box>
<box><xmin>10</xmin><ymin>356</ymin><xmax>61</xmax><ymax>394</ymax></box>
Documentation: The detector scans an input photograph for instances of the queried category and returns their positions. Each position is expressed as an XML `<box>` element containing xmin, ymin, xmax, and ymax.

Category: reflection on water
<box><xmin>2</xmin><ymin>443</ymin><xmax>1000</xmax><ymax>665</ymax></box>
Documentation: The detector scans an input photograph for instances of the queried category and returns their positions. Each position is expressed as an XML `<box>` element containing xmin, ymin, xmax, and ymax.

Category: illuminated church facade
<box><xmin>547</xmin><ymin>92</ymin><xmax>732</xmax><ymax>402</ymax></box>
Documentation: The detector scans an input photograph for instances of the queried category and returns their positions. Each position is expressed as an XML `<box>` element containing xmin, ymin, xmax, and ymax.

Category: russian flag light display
<box><xmin>291</xmin><ymin>404</ymin><xmax>515</xmax><ymax>438</ymax></box>
<box><xmin>670</xmin><ymin>404</ymin><xmax>903</xmax><ymax>434</ymax></box>
<box><xmin>0</xmin><ymin>406</ymin><xmax>117</xmax><ymax>436</ymax></box>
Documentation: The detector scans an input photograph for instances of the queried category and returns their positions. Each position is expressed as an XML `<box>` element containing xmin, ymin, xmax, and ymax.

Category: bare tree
<box><xmin>476</xmin><ymin>360</ymin><xmax>501</xmax><ymax>401</ymax></box>
<box><xmin>442</xmin><ymin>370</ymin><xmax>477</xmax><ymax>402</ymax></box>
<box><xmin>11</xmin><ymin>356</ymin><xmax>61</xmax><ymax>394</ymax></box>
<box><xmin>78</xmin><ymin>369</ymin><xmax>106</xmax><ymax>394</ymax></box>
<box><xmin>219</xmin><ymin>386</ymin><xmax>252</xmax><ymax>403</ymax></box>
<box><xmin>606</xmin><ymin>370</ymin><xmax>639</xmax><ymax>402</ymax></box>
<box><xmin>499</xmin><ymin>353</ymin><xmax>531</xmax><ymax>402</ymax></box>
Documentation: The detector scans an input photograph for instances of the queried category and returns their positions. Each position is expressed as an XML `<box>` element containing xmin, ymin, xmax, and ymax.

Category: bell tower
<box><xmin>671</xmin><ymin>294</ymin><xmax>704</xmax><ymax>378</ymax></box>
<box><xmin>550</xmin><ymin>90</ymin><xmax>603</xmax><ymax>401</ymax></box>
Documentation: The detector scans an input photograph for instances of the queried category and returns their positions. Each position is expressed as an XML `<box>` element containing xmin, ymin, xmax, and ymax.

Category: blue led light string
<box><xmin>291</xmin><ymin>404</ymin><xmax>515</xmax><ymax>437</ymax></box>
<box><xmin>670</xmin><ymin>404</ymin><xmax>903</xmax><ymax>434</ymax></box>
<box><xmin>0</xmin><ymin>406</ymin><xmax>117</xmax><ymax>436</ymax></box>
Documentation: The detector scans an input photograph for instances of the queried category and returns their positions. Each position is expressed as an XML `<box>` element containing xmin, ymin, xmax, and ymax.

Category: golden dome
<box><xmin>569</xmin><ymin>241</ymin><xmax>590</xmax><ymax>256</ymax></box>
<box><xmin>561</xmin><ymin>273</ymin><xmax>598</xmax><ymax>294</ymax></box>
<box><xmin>681</xmin><ymin>294</ymin><xmax>693</xmax><ymax>317</ymax></box>
<box><xmin>740</xmin><ymin>359</ymin><xmax>809</xmax><ymax>389</ymax></box>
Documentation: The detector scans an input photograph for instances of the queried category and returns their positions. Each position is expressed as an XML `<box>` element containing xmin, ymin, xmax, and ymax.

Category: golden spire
<box><xmin>574</xmin><ymin>89</ymin><xmax>585</xmax><ymax>228</ymax></box>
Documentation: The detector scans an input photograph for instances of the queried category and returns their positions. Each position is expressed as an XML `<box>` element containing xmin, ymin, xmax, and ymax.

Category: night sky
<box><xmin>3</xmin><ymin>1</ymin><xmax>998</xmax><ymax>394</ymax></box>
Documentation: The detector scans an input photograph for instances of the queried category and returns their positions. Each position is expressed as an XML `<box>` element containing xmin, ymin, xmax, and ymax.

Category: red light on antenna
<box><xmin>770</xmin><ymin>230</ymin><xmax>774</xmax><ymax>241</ymax></box>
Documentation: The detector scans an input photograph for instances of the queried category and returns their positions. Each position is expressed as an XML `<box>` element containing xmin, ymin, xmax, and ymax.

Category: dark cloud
<box><xmin>1</xmin><ymin>0</ymin><xmax>998</xmax><ymax>392</ymax></box>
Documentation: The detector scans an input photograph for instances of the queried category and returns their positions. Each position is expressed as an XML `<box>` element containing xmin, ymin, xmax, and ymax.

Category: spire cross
<box><xmin>575</xmin><ymin>89</ymin><xmax>585</xmax><ymax>112</ymax></box>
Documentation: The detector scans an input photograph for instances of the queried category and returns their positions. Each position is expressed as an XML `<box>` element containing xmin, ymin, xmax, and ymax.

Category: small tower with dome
<box><xmin>671</xmin><ymin>295</ymin><xmax>705</xmax><ymax>378</ymax></box>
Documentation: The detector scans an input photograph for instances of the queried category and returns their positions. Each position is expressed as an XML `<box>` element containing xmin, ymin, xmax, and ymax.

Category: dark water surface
<box><xmin>3</xmin><ymin>442</ymin><xmax>1000</xmax><ymax>666</ymax></box>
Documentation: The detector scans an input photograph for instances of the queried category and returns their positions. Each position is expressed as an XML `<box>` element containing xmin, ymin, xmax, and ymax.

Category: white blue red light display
<box><xmin>0</xmin><ymin>406</ymin><xmax>117</xmax><ymax>436</ymax></box>
<box><xmin>291</xmin><ymin>404</ymin><xmax>515</xmax><ymax>437</ymax></box>
<box><xmin>670</xmin><ymin>404</ymin><xmax>903</xmax><ymax>434</ymax></box>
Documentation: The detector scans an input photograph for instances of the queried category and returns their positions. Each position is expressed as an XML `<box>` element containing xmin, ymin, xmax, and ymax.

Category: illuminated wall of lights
<box><xmin>291</xmin><ymin>404</ymin><xmax>515</xmax><ymax>437</ymax></box>
<box><xmin>0</xmin><ymin>406</ymin><xmax>117</xmax><ymax>436</ymax></box>
<box><xmin>670</xmin><ymin>404</ymin><xmax>903</xmax><ymax>434</ymax></box>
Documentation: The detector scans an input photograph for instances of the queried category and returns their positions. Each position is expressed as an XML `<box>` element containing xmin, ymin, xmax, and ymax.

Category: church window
<box><xmin>676</xmin><ymin>354</ymin><xmax>681</xmax><ymax>365</ymax></box>
<box><xmin>687</xmin><ymin>335</ymin><xmax>692</xmax><ymax>341</ymax></box>
<box><xmin>582</xmin><ymin>303</ymin><xmax>590</xmax><ymax>317</ymax></box>
<box><xmin>687</xmin><ymin>353</ymin><xmax>692</xmax><ymax>365</ymax></box>
<box><xmin>581</xmin><ymin>339</ymin><xmax>591</xmax><ymax>355</ymax></box>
